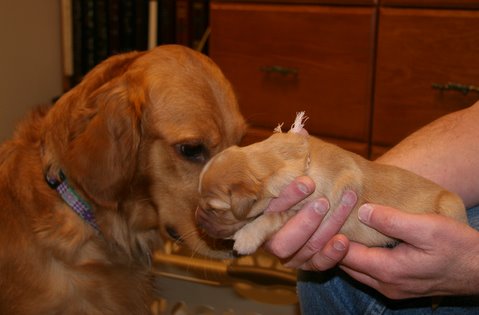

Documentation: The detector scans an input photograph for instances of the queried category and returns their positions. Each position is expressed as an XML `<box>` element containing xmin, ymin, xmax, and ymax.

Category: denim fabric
<box><xmin>297</xmin><ymin>205</ymin><xmax>479</xmax><ymax>315</ymax></box>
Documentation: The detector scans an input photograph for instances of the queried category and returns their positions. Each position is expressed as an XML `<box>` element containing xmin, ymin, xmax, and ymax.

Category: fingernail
<box><xmin>313</xmin><ymin>199</ymin><xmax>329</xmax><ymax>215</ymax></box>
<box><xmin>341</xmin><ymin>190</ymin><xmax>357</xmax><ymax>207</ymax></box>
<box><xmin>297</xmin><ymin>182</ymin><xmax>310</xmax><ymax>195</ymax></box>
<box><xmin>358</xmin><ymin>204</ymin><xmax>373</xmax><ymax>223</ymax></box>
<box><xmin>333</xmin><ymin>239</ymin><xmax>346</xmax><ymax>251</ymax></box>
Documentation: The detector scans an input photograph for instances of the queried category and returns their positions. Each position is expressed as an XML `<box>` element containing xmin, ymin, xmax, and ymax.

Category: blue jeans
<box><xmin>297</xmin><ymin>206</ymin><xmax>479</xmax><ymax>315</ymax></box>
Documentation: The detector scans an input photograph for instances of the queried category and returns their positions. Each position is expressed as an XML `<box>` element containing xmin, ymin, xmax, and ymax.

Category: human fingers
<box><xmin>338</xmin><ymin>205</ymin><xmax>425</xmax><ymax>277</ymax></box>
<box><xmin>303</xmin><ymin>234</ymin><xmax>350</xmax><ymax>271</ymax></box>
<box><xmin>339</xmin><ymin>205</ymin><xmax>442</xmax><ymax>298</ymax></box>
<box><xmin>357</xmin><ymin>203</ymin><xmax>437</xmax><ymax>245</ymax></box>
<box><xmin>284</xmin><ymin>190</ymin><xmax>357</xmax><ymax>269</ymax></box>
<box><xmin>339</xmin><ymin>242</ymin><xmax>423</xmax><ymax>299</ymax></box>
<box><xmin>338</xmin><ymin>206</ymin><xmax>479</xmax><ymax>299</ymax></box>
<box><xmin>339</xmin><ymin>242</ymin><xmax>390</xmax><ymax>285</ymax></box>
<box><xmin>265</xmin><ymin>176</ymin><xmax>315</xmax><ymax>213</ymax></box>
<box><xmin>265</xmin><ymin>198</ymin><xmax>329</xmax><ymax>258</ymax></box>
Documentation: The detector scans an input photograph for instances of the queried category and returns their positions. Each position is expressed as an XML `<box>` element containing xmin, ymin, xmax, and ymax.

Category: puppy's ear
<box><xmin>42</xmin><ymin>51</ymin><xmax>146</xmax><ymax>208</ymax></box>
<box><xmin>230</xmin><ymin>183</ymin><xmax>259</xmax><ymax>220</ymax></box>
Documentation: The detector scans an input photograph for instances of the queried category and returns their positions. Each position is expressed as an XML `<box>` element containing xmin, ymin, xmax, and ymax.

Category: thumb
<box><xmin>357</xmin><ymin>204</ymin><xmax>433</xmax><ymax>244</ymax></box>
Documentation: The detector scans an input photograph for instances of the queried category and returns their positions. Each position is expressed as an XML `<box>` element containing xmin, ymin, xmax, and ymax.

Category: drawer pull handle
<box><xmin>432</xmin><ymin>82</ymin><xmax>479</xmax><ymax>95</ymax></box>
<box><xmin>260</xmin><ymin>65</ymin><xmax>298</xmax><ymax>76</ymax></box>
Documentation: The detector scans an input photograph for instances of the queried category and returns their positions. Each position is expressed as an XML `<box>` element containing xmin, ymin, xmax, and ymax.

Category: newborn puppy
<box><xmin>197</xmin><ymin>113</ymin><xmax>467</xmax><ymax>256</ymax></box>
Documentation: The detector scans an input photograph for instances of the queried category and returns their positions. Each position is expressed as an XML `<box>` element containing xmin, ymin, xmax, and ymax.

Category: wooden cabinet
<box><xmin>217</xmin><ymin>0</ymin><xmax>377</xmax><ymax>4</ymax></box>
<box><xmin>381</xmin><ymin>0</ymin><xmax>479</xmax><ymax>9</ymax></box>
<box><xmin>210</xmin><ymin>2</ymin><xmax>376</xmax><ymax>156</ymax></box>
<box><xmin>371</xmin><ymin>7</ymin><xmax>479</xmax><ymax>157</ymax></box>
<box><xmin>209</xmin><ymin>1</ymin><xmax>479</xmax><ymax>159</ymax></box>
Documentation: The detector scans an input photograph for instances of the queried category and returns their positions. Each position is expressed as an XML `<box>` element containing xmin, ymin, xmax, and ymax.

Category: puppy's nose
<box><xmin>196</xmin><ymin>206</ymin><xmax>232</xmax><ymax>239</ymax></box>
<box><xmin>195</xmin><ymin>207</ymin><xmax>214</xmax><ymax>234</ymax></box>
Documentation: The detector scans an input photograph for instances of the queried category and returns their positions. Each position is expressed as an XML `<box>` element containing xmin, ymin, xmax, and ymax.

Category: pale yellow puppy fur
<box><xmin>197</xmin><ymin>113</ymin><xmax>467</xmax><ymax>256</ymax></box>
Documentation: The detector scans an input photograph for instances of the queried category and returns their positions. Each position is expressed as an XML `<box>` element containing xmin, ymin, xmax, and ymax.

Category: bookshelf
<box><xmin>60</xmin><ymin>0</ymin><xmax>210</xmax><ymax>91</ymax></box>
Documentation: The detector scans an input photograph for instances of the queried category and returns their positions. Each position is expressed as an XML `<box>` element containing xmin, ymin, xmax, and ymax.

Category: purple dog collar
<box><xmin>46</xmin><ymin>171</ymin><xmax>101</xmax><ymax>234</ymax></box>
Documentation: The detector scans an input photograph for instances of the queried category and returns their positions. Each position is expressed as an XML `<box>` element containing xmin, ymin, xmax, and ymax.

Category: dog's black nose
<box><xmin>165</xmin><ymin>225</ymin><xmax>183</xmax><ymax>242</ymax></box>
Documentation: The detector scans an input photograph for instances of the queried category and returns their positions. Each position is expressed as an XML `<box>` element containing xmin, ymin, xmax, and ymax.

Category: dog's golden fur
<box><xmin>197</xmin><ymin>129</ymin><xmax>467</xmax><ymax>257</ymax></box>
<box><xmin>0</xmin><ymin>45</ymin><xmax>245</xmax><ymax>314</ymax></box>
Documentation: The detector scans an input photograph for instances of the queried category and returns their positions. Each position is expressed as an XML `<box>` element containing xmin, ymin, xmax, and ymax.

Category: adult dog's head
<box><xmin>41</xmin><ymin>45</ymin><xmax>246</xmax><ymax>259</ymax></box>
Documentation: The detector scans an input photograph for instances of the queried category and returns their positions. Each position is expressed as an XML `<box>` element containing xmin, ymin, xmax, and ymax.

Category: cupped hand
<box><xmin>264</xmin><ymin>176</ymin><xmax>357</xmax><ymax>270</ymax></box>
<box><xmin>339</xmin><ymin>204</ymin><xmax>479</xmax><ymax>299</ymax></box>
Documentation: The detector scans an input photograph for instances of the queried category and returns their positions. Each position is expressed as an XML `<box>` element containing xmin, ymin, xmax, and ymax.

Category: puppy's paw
<box><xmin>233</xmin><ymin>224</ymin><xmax>264</xmax><ymax>255</ymax></box>
<box><xmin>232</xmin><ymin>211</ymin><xmax>293</xmax><ymax>255</ymax></box>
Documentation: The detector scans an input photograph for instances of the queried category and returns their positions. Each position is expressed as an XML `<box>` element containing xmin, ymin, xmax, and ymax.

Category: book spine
<box><xmin>158</xmin><ymin>0</ymin><xmax>176</xmax><ymax>45</ymax></box>
<box><xmin>175</xmin><ymin>0</ymin><xmax>191</xmax><ymax>46</ymax></box>
<box><xmin>107</xmin><ymin>0</ymin><xmax>121</xmax><ymax>55</ymax></box>
<box><xmin>135</xmin><ymin>0</ymin><xmax>150</xmax><ymax>51</ymax></box>
<box><xmin>82</xmin><ymin>0</ymin><xmax>96</xmax><ymax>73</ymax></box>
<box><xmin>119</xmin><ymin>0</ymin><xmax>135</xmax><ymax>52</ymax></box>
<box><xmin>95</xmin><ymin>0</ymin><xmax>109</xmax><ymax>64</ymax></box>
<box><xmin>190</xmin><ymin>0</ymin><xmax>209</xmax><ymax>51</ymax></box>
<box><xmin>66</xmin><ymin>0</ymin><xmax>211</xmax><ymax>88</ymax></box>
<box><xmin>148</xmin><ymin>0</ymin><xmax>158</xmax><ymax>49</ymax></box>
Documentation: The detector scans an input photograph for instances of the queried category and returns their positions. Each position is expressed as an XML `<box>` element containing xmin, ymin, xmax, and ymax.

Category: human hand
<box><xmin>263</xmin><ymin>176</ymin><xmax>357</xmax><ymax>271</ymax></box>
<box><xmin>339</xmin><ymin>204</ymin><xmax>479</xmax><ymax>299</ymax></box>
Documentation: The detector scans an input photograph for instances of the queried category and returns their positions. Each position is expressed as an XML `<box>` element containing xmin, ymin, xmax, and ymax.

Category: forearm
<box><xmin>377</xmin><ymin>100</ymin><xmax>479</xmax><ymax>208</ymax></box>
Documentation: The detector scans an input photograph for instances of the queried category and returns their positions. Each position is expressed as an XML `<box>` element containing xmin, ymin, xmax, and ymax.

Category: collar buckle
<box><xmin>45</xmin><ymin>170</ymin><xmax>101</xmax><ymax>234</ymax></box>
<box><xmin>45</xmin><ymin>171</ymin><xmax>65</xmax><ymax>189</ymax></box>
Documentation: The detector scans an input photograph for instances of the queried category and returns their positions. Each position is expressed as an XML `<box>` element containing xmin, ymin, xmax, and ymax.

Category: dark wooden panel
<box><xmin>370</xmin><ymin>145</ymin><xmax>390</xmax><ymax>160</ymax></box>
<box><xmin>372</xmin><ymin>8</ymin><xmax>479</xmax><ymax>147</ymax></box>
<box><xmin>213</xmin><ymin>0</ymin><xmax>377</xmax><ymax>5</ymax></box>
<box><xmin>242</xmin><ymin>127</ymin><xmax>369</xmax><ymax>157</ymax></box>
<box><xmin>382</xmin><ymin>0</ymin><xmax>479</xmax><ymax>9</ymax></box>
<box><xmin>210</xmin><ymin>3</ymin><xmax>376</xmax><ymax>142</ymax></box>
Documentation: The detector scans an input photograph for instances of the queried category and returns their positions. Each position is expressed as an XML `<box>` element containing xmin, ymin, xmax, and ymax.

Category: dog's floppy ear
<box><xmin>64</xmin><ymin>83</ymin><xmax>143</xmax><ymax>207</ymax></box>
<box><xmin>77</xmin><ymin>50</ymin><xmax>146</xmax><ymax>97</ymax></box>
<box><xmin>42</xmin><ymin>51</ymin><xmax>146</xmax><ymax>208</ymax></box>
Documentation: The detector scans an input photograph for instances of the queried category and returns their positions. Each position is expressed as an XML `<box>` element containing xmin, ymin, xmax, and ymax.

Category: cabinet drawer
<box><xmin>210</xmin><ymin>3</ymin><xmax>375</xmax><ymax>142</ymax></box>
<box><xmin>215</xmin><ymin>0</ymin><xmax>377</xmax><ymax>5</ymax></box>
<box><xmin>372</xmin><ymin>8</ymin><xmax>479</xmax><ymax>146</ymax></box>
<box><xmin>242</xmin><ymin>127</ymin><xmax>369</xmax><ymax>157</ymax></box>
<box><xmin>381</xmin><ymin>0</ymin><xmax>479</xmax><ymax>9</ymax></box>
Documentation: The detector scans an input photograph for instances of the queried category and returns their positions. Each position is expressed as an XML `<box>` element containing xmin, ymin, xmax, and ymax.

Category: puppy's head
<box><xmin>197</xmin><ymin>132</ymin><xmax>310</xmax><ymax>257</ymax></box>
<box><xmin>41</xmin><ymin>45</ymin><xmax>246</xmax><ymax>257</ymax></box>
<box><xmin>197</xmin><ymin>147</ymin><xmax>263</xmax><ymax>240</ymax></box>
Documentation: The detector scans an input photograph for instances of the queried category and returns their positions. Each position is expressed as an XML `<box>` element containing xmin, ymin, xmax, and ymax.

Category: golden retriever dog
<box><xmin>0</xmin><ymin>45</ymin><xmax>245</xmax><ymax>314</ymax></box>
<box><xmin>197</xmin><ymin>113</ymin><xmax>467</xmax><ymax>256</ymax></box>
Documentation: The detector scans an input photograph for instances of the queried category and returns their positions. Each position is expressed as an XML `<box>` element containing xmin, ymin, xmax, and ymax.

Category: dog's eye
<box><xmin>176</xmin><ymin>143</ymin><xmax>209</xmax><ymax>163</ymax></box>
